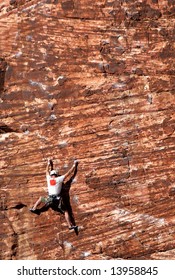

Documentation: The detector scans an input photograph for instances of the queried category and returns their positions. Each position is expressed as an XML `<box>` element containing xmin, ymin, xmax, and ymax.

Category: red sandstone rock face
<box><xmin>0</xmin><ymin>0</ymin><xmax>175</xmax><ymax>260</ymax></box>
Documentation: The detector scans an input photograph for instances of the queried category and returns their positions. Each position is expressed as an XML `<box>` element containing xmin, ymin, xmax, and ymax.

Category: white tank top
<box><xmin>46</xmin><ymin>175</ymin><xmax>65</xmax><ymax>196</ymax></box>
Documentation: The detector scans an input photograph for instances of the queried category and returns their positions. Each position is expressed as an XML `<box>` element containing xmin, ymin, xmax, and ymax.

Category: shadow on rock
<box><xmin>61</xmin><ymin>163</ymin><xmax>78</xmax><ymax>235</ymax></box>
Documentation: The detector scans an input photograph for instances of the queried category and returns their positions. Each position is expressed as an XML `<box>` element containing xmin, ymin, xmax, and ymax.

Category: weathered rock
<box><xmin>0</xmin><ymin>0</ymin><xmax>175</xmax><ymax>260</ymax></box>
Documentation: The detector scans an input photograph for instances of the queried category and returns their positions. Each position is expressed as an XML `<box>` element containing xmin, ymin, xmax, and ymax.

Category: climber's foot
<box><xmin>69</xmin><ymin>225</ymin><xmax>78</xmax><ymax>230</ymax></box>
<box><xmin>29</xmin><ymin>208</ymin><xmax>40</xmax><ymax>215</ymax></box>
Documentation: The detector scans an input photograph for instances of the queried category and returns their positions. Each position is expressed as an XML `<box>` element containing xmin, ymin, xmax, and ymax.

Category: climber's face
<box><xmin>51</xmin><ymin>174</ymin><xmax>57</xmax><ymax>178</ymax></box>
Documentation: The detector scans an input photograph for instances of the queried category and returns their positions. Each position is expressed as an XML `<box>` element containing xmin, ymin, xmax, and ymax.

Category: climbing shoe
<box><xmin>69</xmin><ymin>225</ymin><xmax>78</xmax><ymax>230</ymax></box>
<box><xmin>29</xmin><ymin>208</ymin><xmax>40</xmax><ymax>215</ymax></box>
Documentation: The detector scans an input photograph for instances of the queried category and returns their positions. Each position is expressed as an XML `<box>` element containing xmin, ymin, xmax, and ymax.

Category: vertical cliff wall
<box><xmin>0</xmin><ymin>0</ymin><xmax>175</xmax><ymax>260</ymax></box>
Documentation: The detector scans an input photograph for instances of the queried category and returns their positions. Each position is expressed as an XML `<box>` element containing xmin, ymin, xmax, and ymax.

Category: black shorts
<box><xmin>41</xmin><ymin>195</ymin><xmax>65</xmax><ymax>212</ymax></box>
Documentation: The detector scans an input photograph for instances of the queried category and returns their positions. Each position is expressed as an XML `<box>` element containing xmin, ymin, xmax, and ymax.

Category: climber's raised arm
<box><xmin>63</xmin><ymin>160</ymin><xmax>78</xmax><ymax>181</ymax></box>
<box><xmin>46</xmin><ymin>159</ymin><xmax>51</xmax><ymax>176</ymax></box>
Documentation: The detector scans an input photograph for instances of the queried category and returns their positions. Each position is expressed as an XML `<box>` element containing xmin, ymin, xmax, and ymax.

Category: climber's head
<box><xmin>50</xmin><ymin>170</ymin><xmax>58</xmax><ymax>177</ymax></box>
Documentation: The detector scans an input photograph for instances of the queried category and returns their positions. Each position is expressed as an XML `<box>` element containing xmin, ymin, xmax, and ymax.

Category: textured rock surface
<box><xmin>0</xmin><ymin>0</ymin><xmax>175</xmax><ymax>260</ymax></box>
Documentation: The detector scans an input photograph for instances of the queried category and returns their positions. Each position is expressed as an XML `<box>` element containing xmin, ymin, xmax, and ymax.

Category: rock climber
<box><xmin>30</xmin><ymin>158</ymin><xmax>78</xmax><ymax>230</ymax></box>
